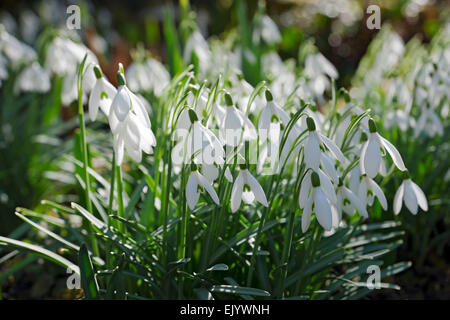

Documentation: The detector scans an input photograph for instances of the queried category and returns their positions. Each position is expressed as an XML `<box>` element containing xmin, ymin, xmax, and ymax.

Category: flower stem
<box><xmin>276</xmin><ymin>205</ymin><xmax>297</xmax><ymax>298</ymax></box>
<box><xmin>115</xmin><ymin>164</ymin><xmax>125</xmax><ymax>233</ymax></box>
<box><xmin>246</xmin><ymin>174</ymin><xmax>275</xmax><ymax>286</ymax></box>
<box><xmin>77</xmin><ymin>58</ymin><xmax>99</xmax><ymax>257</ymax></box>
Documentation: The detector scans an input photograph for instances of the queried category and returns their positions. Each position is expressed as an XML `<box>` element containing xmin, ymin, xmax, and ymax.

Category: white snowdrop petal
<box><xmin>304</xmin><ymin>132</ymin><xmax>320</xmax><ymax>170</ymax></box>
<box><xmin>88</xmin><ymin>81</ymin><xmax>101</xmax><ymax>121</ymax></box>
<box><xmin>242</xmin><ymin>190</ymin><xmax>255</xmax><ymax>204</ymax></box>
<box><xmin>258</xmin><ymin>105</ymin><xmax>272</xmax><ymax>132</ymax></box>
<box><xmin>301</xmin><ymin>196</ymin><xmax>313</xmax><ymax>233</ymax></box>
<box><xmin>224</xmin><ymin>167</ymin><xmax>233</xmax><ymax>183</ymax></box>
<box><xmin>393</xmin><ymin>182</ymin><xmax>405</xmax><ymax>215</ymax></box>
<box><xmin>313</xmin><ymin>188</ymin><xmax>333</xmax><ymax>231</ymax></box>
<box><xmin>99</xmin><ymin>79</ymin><xmax>117</xmax><ymax>115</ymax></box>
<box><xmin>245</xmin><ymin>170</ymin><xmax>268</xmax><ymax>207</ymax></box>
<box><xmin>114</xmin><ymin>131</ymin><xmax>125</xmax><ymax>166</ymax></box>
<box><xmin>359</xmin><ymin>140</ymin><xmax>369</xmax><ymax>175</ymax></box>
<box><xmin>112</xmin><ymin>87</ymin><xmax>131</xmax><ymax>121</ymax></box>
<box><xmin>404</xmin><ymin>180</ymin><xmax>418</xmax><ymax>215</ymax></box>
<box><xmin>343</xmin><ymin>186</ymin><xmax>368</xmax><ymax>218</ymax></box>
<box><xmin>125</xmin><ymin>143</ymin><xmax>142</xmax><ymax>163</ymax></box>
<box><xmin>186</xmin><ymin>173</ymin><xmax>200</xmax><ymax>210</ymax></box>
<box><xmin>320</xmin><ymin>153</ymin><xmax>339</xmax><ymax>183</ymax></box>
<box><xmin>411</xmin><ymin>181</ymin><xmax>428</xmax><ymax>211</ymax></box>
<box><xmin>319</xmin><ymin>133</ymin><xmax>346</xmax><ymax>164</ymax></box>
<box><xmin>378</xmin><ymin>134</ymin><xmax>406</xmax><ymax>171</ymax></box>
<box><xmin>299</xmin><ymin>171</ymin><xmax>311</xmax><ymax>208</ymax></box>
<box><xmin>197</xmin><ymin>172</ymin><xmax>220</xmax><ymax>205</ymax></box>
<box><xmin>364</xmin><ymin>134</ymin><xmax>381</xmax><ymax>178</ymax></box>
<box><xmin>331</xmin><ymin>205</ymin><xmax>341</xmax><ymax>229</ymax></box>
<box><xmin>230</xmin><ymin>172</ymin><xmax>244</xmax><ymax>212</ymax></box>
<box><xmin>368</xmin><ymin>178</ymin><xmax>388</xmax><ymax>210</ymax></box>
<box><xmin>318</xmin><ymin>169</ymin><xmax>337</xmax><ymax>204</ymax></box>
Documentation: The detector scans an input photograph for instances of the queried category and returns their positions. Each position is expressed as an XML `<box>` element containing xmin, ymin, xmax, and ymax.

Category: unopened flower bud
<box><xmin>225</xmin><ymin>92</ymin><xmax>233</xmax><ymax>106</ymax></box>
<box><xmin>93</xmin><ymin>65</ymin><xmax>103</xmax><ymax>79</ymax></box>
<box><xmin>368</xmin><ymin>119</ymin><xmax>377</xmax><ymax>133</ymax></box>
<box><xmin>188</xmin><ymin>108</ymin><xmax>198</xmax><ymax>123</ymax></box>
<box><xmin>265</xmin><ymin>89</ymin><xmax>273</xmax><ymax>102</ymax></box>
<box><xmin>311</xmin><ymin>171</ymin><xmax>321</xmax><ymax>187</ymax></box>
<box><xmin>306</xmin><ymin>117</ymin><xmax>316</xmax><ymax>131</ymax></box>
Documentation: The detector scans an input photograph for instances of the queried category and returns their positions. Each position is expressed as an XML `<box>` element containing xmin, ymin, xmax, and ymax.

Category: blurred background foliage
<box><xmin>0</xmin><ymin>0</ymin><xmax>449</xmax><ymax>299</ymax></box>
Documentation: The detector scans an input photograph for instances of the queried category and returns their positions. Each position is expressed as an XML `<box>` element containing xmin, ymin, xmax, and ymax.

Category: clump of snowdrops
<box><xmin>0</xmin><ymin>8</ymin><xmax>435</xmax><ymax>300</ymax></box>
<box><xmin>351</xmin><ymin>23</ymin><xmax>450</xmax><ymax>267</ymax></box>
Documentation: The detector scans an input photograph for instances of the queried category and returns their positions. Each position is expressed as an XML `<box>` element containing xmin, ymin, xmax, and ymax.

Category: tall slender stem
<box><xmin>77</xmin><ymin>57</ymin><xmax>98</xmax><ymax>257</ymax></box>
<box><xmin>115</xmin><ymin>164</ymin><xmax>125</xmax><ymax>233</ymax></box>
<box><xmin>276</xmin><ymin>205</ymin><xmax>297</xmax><ymax>298</ymax></box>
<box><xmin>246</xmin><ymin>174</ymin><xmax>275</xmax><ymax>286</ymax></box>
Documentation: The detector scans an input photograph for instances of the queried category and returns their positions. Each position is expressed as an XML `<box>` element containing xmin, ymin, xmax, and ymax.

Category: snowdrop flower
<box><xmin>202</xmin><ymin>162</ymin><xmax>233</xmax><ymax>183</ymax></box>
<box><xmin>258</xmin><ymin>90</ymin><xmax>290</xmax><ymax>144</ymax></box>
<box><xmin>231</xmin><ymin>74</ymin><xmax>262</xmax><ymax>114</ymax></box>
<box><xmin>88</xmin><ymin>65</ymin><xmax>117</xmax><ymax>121</ymax></box>
<box><xmin>386</xmin><ymin>78</ymin><xmax>412</xmax><ymax>112</ymax></box>
<box><xmin>186</xmin><ymin>164</ymin><xmax>220</xmax><ymax>210</ymax></box>
<box><xmin>414</xmin><ymin>107</ymin><xmax>444</xmax><ymax>137</ymax></box>
<box><xmin>45</xmin><ymin>37</ymin><xmax>98</xmax><ymax>105</ymax></box>
<box><xmin>231</xmin><ymin>165</ymin><xmax>268</xmax><ymax>213</ymax></box>
<box><xmin>305</xmin><ymin>52</ymin><xmax>338</xmax><ymax>100</ymax></box>
<box><xmin>183</xmin><ymin>30</ymin><xmax>211</xmax><ymax>76</ymax></box>
<box><xmin>301</xmin><ymin>171</ymin><xmax>334</xmax><ymax>232</ymax></box>
<box><xmin>184</xmin><ymin>108</ymin><xmax>225</xmax><ymax>166</ymax></box>
<box><xmin>219</xmin><ymin>93</ymin><xmax>257</xmax><ymax>147</ymax></box>
<box><xmin>336</xmin><ymin>180</ymin><xmax>368</xmax><ymax>218</ymax></box>
<box><xmin>360</xmin><ymin>119</ymin><xmax>406</xmax><ymax>178</ymax></box>
<box><xmin>125</xmin><ymin>57</ymin><xmax>170</xmax><ymax>97</ymax></box>
<box><xmin>254</xmin><ymin>14</ymin><xmax>281</xmax><ymax>45</ymax></box>
<box><xmin>0</xmin><ymin>26</ymin><xmax>36</xmax><ymax>67</ymax></box>
<box><xmin>394</xmin><ymin>172</ymin><xmax>428</xmax><ymax>215</ymax></box>
<box><xmin>385</xmin><ymin>109</ymin><xmax>413</xmax><ymax>132</ymax></box>
<box><xmin>14</xmin><ymin>61</ymin><xmax>50</xmax><ymax>94</ymax></box>
<box><xmin>109</xmin><ymin>68</ymin><xmax>156</xmax><ymax>165</ymax></box>
<box><xmin>358</xmin><ymin>174</ymin><xmax>388</xmax><ymax>210</ymax></box>
<box><xmin>299</xmin><ymin>169</ymin><xmax>337</xmax><ymax>209</ymax></box>
<box><xmin>303</xmin><ymin>117</ymin><xmax>347</xmax><ymax>171</ymax></box>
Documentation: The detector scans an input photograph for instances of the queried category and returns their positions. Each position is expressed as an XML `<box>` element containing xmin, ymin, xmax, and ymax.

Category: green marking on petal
<box><xmin>100</xmin><ymin>91</ymin><xmax>108</xmax><ymax>100</ymax></box>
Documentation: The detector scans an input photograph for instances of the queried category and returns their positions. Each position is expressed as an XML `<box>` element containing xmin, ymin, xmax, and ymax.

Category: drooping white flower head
<box><xmin>184</xmin><ymin>108</ymin><xmax>225</xmax><ymax>166</ymax></box>
<box><xmin>305</xmin><ymin>52</ymin><xmax>338</xmax><ymax>100</ymax></box>
<box><xmin>301</xmin><ymin>171</ymin><xmax>334</xmax><ymax>232</ymax></box>
<box><xmin>202</xmin><ymin>162</ymin><xmax>233</xmax><ymax>184</ymax></box>
<box><xmin>183</xmin><ymin>30</ymin><xmax>211</xmax><ymax>76</ymax></box>
<box><xmin>186</xmin><ymin>164</ymin><xmax>220</xmax><ymax>210</ymax></box>
<box><xmin>358</xmin><ymin>174</ymin><xmax>388</xmax><ymax>211</ymax></box>
<box><xmin>14</xmin><ymin>61</ymin><xmax>50</xmax><ymax>94</ymax></box>
<box><xmin>88</xmin><ymin>65</ymin><xmax>117</xmax><ymax>121</ymax></box>
<box><xmin>414</xmin><ymin>107</ymin><xmax>444</xmax><ymax>137</ymax></box>
<box><xmin>384</xmin><ymin>109</ymin><xmax>413</xmax><ymax>132</ymax></box>
<box><xmin>0</xmin><ymin>26</ymin><xmax>36</xmax><ymax>68</ymax></box>
<box><xmin>303</xmin><ymin>116</ymin><xmax>347</xmax><ymax>171</ymax></box>
<box><xmin>219</xmin><ymin>93</ymin><xmax>257</xmax><ymax>147</ymax></box>
<box><xmin>108</xmin><ymin>66</ymin><xmax>156</xmax><ymax>165</ymax></box>
<box><xmin>125</xmin><ymin>57</ymin><xmax>170</xmax><ymax>97</ymax></box>
<box><xmin>360</xmin><ymin>119</ymin><xmax>406</xmax><ymax>178</ymax></box>
<box><xmin>258</xmin><ymin>90</ymin><xmax>290</xmax><ymax>144</ymax></box>
<box><xmin>336</xmin><ymin>180</ymin><xmax>368</xmax><ymax>219</ymax></box>
<box><xmin>393</xmin><ymin>172</ymin><xmax>428</xmax><ymax>215</ymax></box>
<box><xmin>231</xmin><ymin>165</ymin><xmax>268</xmax><ymax>213</ymax></box>
<box><xmin>253</xmin><ymin>14</ymin><xmax>281</xmax><ymax>45</ymax></box>
<box><xmin>45</xmin><ymin>36</ymin><xmax>98</xmax><ymax>105</ymax></box>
